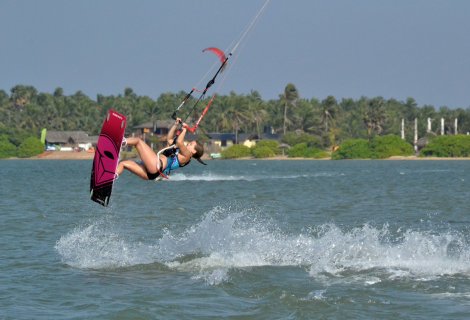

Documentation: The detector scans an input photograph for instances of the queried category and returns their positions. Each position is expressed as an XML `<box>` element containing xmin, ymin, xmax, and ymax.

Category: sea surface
<box><xmin>1</xmin><ymin>159</ymin><xmax>470</xmax><ymax>319</ymax></box>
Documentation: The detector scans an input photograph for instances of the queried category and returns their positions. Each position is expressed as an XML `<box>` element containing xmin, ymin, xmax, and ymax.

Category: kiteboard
<box><xmin>90</xmin><ymin>109</ymin><xmax>126</xmax><ymax>206</ymax></box>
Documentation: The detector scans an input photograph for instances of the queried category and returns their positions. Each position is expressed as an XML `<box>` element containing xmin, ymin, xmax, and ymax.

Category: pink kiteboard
<box><xmin>90</xmin><ymin>109</ymin><xmax>126</xmax><ymax>206</ymax></box>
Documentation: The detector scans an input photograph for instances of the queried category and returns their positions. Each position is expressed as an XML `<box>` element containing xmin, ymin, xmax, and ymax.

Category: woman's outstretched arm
<box><xmin>167</xmin><ymin>118</ymin><xmax>181</xmax><ymax>145</ymax></box>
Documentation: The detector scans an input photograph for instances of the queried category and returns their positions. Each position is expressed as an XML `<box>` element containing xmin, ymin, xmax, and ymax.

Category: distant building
<box><xmin>133</xmin><ymin>121</ymin><xmax>174</xmax><ymax>136</ymax></box>
<box><xmin>45</xmin><ymin>131</ymin><xmax>97</xmax><ymax>151</ymax></box>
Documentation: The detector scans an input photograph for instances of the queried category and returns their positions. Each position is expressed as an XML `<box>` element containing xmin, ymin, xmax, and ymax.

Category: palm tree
<box><xmin>363</xmin><ymin>97</ymin><xmax>386</xmax><ymax>138</ymax></box>
<box><xmin>250</xmin><ymin>101</ymin><xmax>267</xmax><ymax>138</ymax></box>
<box><xmin>295</xmin><ymin>98</ymin><xmax>317</xmax><ymax>133</ymax></box>
<box><xmin>245</xmin><ymin>91</ymin><xmax>266</xmax><ymax>138</ymax></box>
<box><xmin>220</xmin><ymin>93</ymin><xmax>251</xmax><ymax>143</ymax></box>
<box><xmin>320</xmin><ymin>96</ymin><xmax>337</xmax><ymax>134</ymax></box>
<box><xmin>280</xmin><ymin>83</ymin><xmax>299</xmax><ymax>135</ymax></box>
<box><xmin>10</xmin><ymin>85</ymin><xmax>37</xmax><ymax>109</ymax></box>
<box><xmin>139</xmin><ymin>96</ymin><xmax>159</xmax><ymax>131</ymax></box>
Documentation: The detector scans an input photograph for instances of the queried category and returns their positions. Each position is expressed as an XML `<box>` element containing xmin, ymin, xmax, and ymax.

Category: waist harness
<box><xmin>161</xmin><ymin>147</ymin><xmax>190</xmax><ymax>176</ymax></box>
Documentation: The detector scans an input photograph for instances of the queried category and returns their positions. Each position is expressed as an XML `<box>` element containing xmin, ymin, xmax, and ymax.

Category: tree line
<box><xmin>1</xmin><ymin>84</ymin><xmax>470</xmax><ymax>148</ymax></box>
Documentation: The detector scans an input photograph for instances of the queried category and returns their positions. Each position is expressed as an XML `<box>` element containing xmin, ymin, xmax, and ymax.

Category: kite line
<box><xmin>172</xmin><ymin>0</ymin><xmax>271</xmax><ymax>133</ymax></box>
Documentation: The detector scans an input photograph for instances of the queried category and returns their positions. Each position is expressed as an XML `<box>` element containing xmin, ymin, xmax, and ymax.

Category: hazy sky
<box><xmin>1</xmin><ymin>0</ymin><xmax>470</xmax><ymax>108</ymax></box>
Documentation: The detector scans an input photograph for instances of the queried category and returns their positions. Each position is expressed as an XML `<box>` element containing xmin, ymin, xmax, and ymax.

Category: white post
<box><xmin>414</xmin><ymin>118</ymin><xmax>418</xmax><ymax>153</ymax></box>
<box><xmin>401</xmin><ymin>118</ymin><xmax>405</xmax><ymax>140</ymax></box>
<box><xmin>427</xmin><ymin>118</ymin><xmax>432</xmax><ymax>133</ymax></box>
<box><xmin>455</xmin><ymin>118</ymin><xmax>458</xmax><ymax>135</ymax></box>
<box><xmin>441</xmin><ymin>118</ymin><xmax>445</xmax><ymax>135</ymax></box>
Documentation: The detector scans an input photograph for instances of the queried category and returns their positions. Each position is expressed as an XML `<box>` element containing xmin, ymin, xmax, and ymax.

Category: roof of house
<box><xmin>206</xmin><ymin>133</ymin><xmax>238</xmax><ymax>140</ymax></box>
<box><xmin>46</xmin><ymin>131</ymin><xmax>96</xmax><ymax>144</ymax></box>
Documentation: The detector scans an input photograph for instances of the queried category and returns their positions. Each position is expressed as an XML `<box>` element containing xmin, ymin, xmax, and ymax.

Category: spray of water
<box><xmin>55</xmin><ymin>216</ymin><xmax>155</xmax><ymax>269</ymax></box>
<box><xmin>56</xmin><ymin>205</ymin><xmax>470</xmax><ymax>285</ymax></box>
<box><xmin>168</xmin><ymin>171</ymin><xmax>341</xmax><ymax>182</ymax></box>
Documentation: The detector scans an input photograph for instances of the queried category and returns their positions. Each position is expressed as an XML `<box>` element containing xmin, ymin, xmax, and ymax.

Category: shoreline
<box><xmin>4</xmin><ymin>151</ymin><xmax>470</xmax><ymax>161</ymax></box>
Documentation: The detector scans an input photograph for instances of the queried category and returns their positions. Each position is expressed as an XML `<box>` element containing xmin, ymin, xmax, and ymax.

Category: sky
<box><xmin>1</xmin><ymin>0</ymin><xmax>470</xmax><ymax>109</ymax></box>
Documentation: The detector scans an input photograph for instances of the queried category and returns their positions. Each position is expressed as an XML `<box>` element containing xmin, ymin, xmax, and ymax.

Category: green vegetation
<box><xmin>287</xmin><ymin>143</ymin><xmax>329</xmax><ymax>158</ymax></box>
<box><xmin>221</xmin><ymin>145</ymin><xmax>251</xmax><ymax>159</ymax></box>
<box><xmin>370</xmin><ymin>135</ymin><xmax>414</xmax><ymax>158</ymax></box>
<box><xmin>332</xmin><ymin>135</ymin><xmax>414</xmax><ymax>159</ymax></box>
<box><xmin>1</xmin><ymin>83</ymin><xmax>470</xmax><ymax>159</ymax></box>
<box><xmin>222</xmin><ymin>139</ymin><xmax>329</xmax><ymax>159</ymax></box>
<box><xmin>0</xmin><ymin>134</ymin><xmax>44</xmax><ymax>159</ymax></box>
<box><xmin>281</xmin><ymin>132</ymin><xmax>321</xmax><ymax>148</ymax></box>
<box><xmin>252</xmin><ymin>146</ymin><xmax>276</xmax><ymax>158</ymax></box>
<box><xmin>281</xmin><ymin>132</ymin><xmax>327</xmax><ymax>158</ymax></box>
<box><xmin>0</xmin><ymin>135</ymin><xmax>17</xmax><ymax>159</ymax></box>
<box><xmin>221</xmin><ymin>140</ymin><xmax>281</xmax><ymax>159</ymax></box>
<box><xmin>252</xmin><ymin>140</ymin><xmax>280</xmax><ymax>158</ymax></box>
<box><xmin>332</xmin><ymin>139</ymin><xmax>373</xmax><ymax>160</ymax></box>
<box><xmin>17</xmin><ymin>137</ymin><xmax>44</xmax><ymax>158</ymax></box>
<box><xmin>420</xmin><ymin>135</ymin><xmax>470</xmax><ymax>157</ymax></box>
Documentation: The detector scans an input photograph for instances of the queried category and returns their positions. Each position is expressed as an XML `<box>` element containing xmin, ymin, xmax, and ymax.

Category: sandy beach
<box><xmin>34</xmin><ymin>151</ymin><xmax>95</xmax><ymax>160</ymax></box>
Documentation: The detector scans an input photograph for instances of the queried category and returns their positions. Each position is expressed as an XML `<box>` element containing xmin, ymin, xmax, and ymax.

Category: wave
<box><xmin>56</xmin><ymin>205</ymin><xmax>470</xmax><ymax>285</ymax></box>
<box><xmin>168</xmin><ymin>171</ymin><xmax>343</xmax><ymax>182</ymax></box>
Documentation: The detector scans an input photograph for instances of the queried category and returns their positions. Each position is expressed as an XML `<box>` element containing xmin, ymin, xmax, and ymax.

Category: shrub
<box><xmin>252</xmin><ymin>146</ymin><xmax>276</xmax><ymax>158</ymax></box>
<box><xmin>332</xmin><ymin>135</ymin><xmax>414</xmax><ymax>159</ymax></box>
<box><xmin>282</xmin><ymin>132</ymin><xmax>321</xmax><ymax>148</ymax></box>
<box><xmin>420</xmin><ymin>135</ymin><xmax>470</xmax><ymax>157</ymax></box>
<box><xmin>314</xmin><ymin>149</ymin><xmax>331</xmax><ymax>159</ymax></box>
<box><xmin>287</xmin><ymin>143</ymin><xmax>329</xmax><ymax>158</ymax></box>
<box><xmin>255</xmin><ymin>140</ymin><xmax>280</xmax><ymax>152</ymax></box>
<box><xmin>17</xmin><ymin>137</ymin><xmax>44</xmax><ymax>158</ymax></box>
<box><xmin>370</xmin><ymin>135</ymin><xmax>414</xmax><ymax>159</ymax></box>
<box><xmin>252</xmin><ymin>140</ymin><xmax>279</xmax><ymax>157</ymax></box>
<box><xmin>0</xmin><ymin>135</ymin><xmax>17</xmax><ymax>159</ymax></box>
<box><xmin>221</xmin><ymin>144</ymin><xmax>251</xmax><ymax>159</ymax></box>
<box><xmin>332</xmin><ymin>139</ymin><xmax>372</xmax><ymax>160</ymax></box>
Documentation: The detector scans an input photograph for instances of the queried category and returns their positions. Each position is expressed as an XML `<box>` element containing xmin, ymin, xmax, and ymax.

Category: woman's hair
<box><xmin>193</xmin><ymin>141</ymin><xmax>204</xmax><ymax>159</ymax></box>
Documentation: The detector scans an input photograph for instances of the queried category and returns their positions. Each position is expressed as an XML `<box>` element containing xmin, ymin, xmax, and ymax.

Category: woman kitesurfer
<box><xmin>116</xmin><ymin>118</ymin><xmax>205</xmax><ymax>180</ymax></box>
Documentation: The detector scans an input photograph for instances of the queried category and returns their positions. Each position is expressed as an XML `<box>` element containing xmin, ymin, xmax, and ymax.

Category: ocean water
<box><xmin>1</xmin><ymin>159</ymin><xmax>470</xmax><ymax>319</ymax></box>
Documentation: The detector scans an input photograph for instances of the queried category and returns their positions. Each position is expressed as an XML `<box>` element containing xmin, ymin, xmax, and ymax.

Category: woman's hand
<box><xmin>181</xmin><ymin>122</ymin><xmax>195</xmax><ymax>133</ymax></box>
<box><xmin>168</xmin><ymin>118</ymin><xmax>182</xmax><ymax>145</ymax></box>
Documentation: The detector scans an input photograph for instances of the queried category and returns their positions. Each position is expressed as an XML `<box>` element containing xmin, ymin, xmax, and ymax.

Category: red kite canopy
<box><xmin>202</xmin><ymin>47</ymin><xmax>227</xmax><ymax>64</ymax></box>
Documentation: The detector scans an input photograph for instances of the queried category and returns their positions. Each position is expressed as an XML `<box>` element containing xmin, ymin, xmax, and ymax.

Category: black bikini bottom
<box><xmin>142</xmin><ymin>159</ymin><xmax>163</xmax><ymax>180</ymax></box>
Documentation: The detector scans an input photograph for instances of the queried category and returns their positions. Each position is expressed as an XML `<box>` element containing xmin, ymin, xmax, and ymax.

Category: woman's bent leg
<box><xmin>117</xmin><ymin>160</ymin><xmax>149</xmax><ymax>180</ymax></box>
<box><xmin>125</xmin><ymin>137</ymin><xmax>160</xmax><ymax>174</ymax></box>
